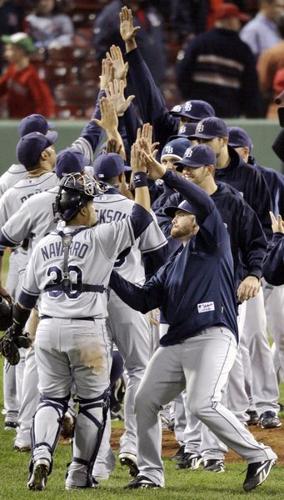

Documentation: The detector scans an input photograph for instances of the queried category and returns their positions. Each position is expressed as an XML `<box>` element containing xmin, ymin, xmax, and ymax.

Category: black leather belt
<box><xmin>40</xmin><ymin>315</ymin><xmax>95</xmax><ymax>321</ymax></box>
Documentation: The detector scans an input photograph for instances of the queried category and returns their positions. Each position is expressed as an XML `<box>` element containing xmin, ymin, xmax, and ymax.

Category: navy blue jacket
<box><xmin>263</xmin><ymin>233</ymin><xmax>284</xmax><ymax>286</ymax></box>
<box><xmin>215</xmin><ymin>147</ymin><xmax>272</xmax><ymax>239</ymax></box>
<box><xmin>126</xmin><ymin>48</ymin><xmax>179</xmax><ymax>148</ymax></box>
<box><xmin>250</xmin><ymin>159</ymin><xmax>284</xmax><ymax>216</ymax></box>
<box><xmin>110</xmin><ymin>171</ymin><xmax>238</xmax><ymax>346</ymax></box>
<box><xmin>176</xmin><ymin>28</ymin><xmax>262</xmax><ymax>118</ymax></box>
<box><xmin>156</xmin><ymin>181</ymin><xmax>267</xmax><ymax>288</ymax></box>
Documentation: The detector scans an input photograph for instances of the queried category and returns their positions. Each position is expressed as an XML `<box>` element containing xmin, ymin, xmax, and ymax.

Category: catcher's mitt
<box><xmin>0</xmin><ymin>326</ymin><xmax>32</xmax><ymax>365</ymax></box>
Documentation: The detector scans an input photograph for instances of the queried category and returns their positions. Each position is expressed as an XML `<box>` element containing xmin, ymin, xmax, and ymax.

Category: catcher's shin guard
<box><xmin>66</xmin><ymin>388</ymin><xmax>110</xmax><ymax>488</ymax></box>
<box><xmin>30</xmin><ymin>394</ymin><xmax>69</xmax><ymax>466</ymax></box>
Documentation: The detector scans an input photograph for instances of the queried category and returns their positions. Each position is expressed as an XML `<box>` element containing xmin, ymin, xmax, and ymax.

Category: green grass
<box><xmin>1</xmin><ymin>365</ymin><xmax>284</xmax><ymax>500</ymax></box>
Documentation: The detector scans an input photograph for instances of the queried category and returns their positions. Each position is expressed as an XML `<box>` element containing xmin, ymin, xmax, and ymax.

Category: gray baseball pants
<box><xmin>134</xmin><ymin>327</ymin><xmax>276</xmax><ymax>486</ymax></box>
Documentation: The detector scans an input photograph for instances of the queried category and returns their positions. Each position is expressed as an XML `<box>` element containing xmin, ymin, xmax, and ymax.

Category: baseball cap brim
<box><xmin>46</xmin><ymin>130</ymin><xmax>58</xmax><ymax>144</ymax></box>
<box><xmin>164</xmin><ymin>205</ymin><xmax>194</xmax><ymax>218</ymax></box>
<box><xmin>175</xmin><ymin>159</ymin><xmax>205</xmax><ymax>171</ymax></box>
<box><xmin>188</xmin><ymin>132</ymin><xmax>215</xmax><ymax>140</ymax></box>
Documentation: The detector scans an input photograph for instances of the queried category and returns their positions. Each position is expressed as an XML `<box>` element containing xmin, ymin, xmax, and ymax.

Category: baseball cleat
<box><xmin>171</xmin><ymin>445</ymin><xmax>185</xmax><ymax>461</ymax></box>
<box><xmin>119</xmin><ymin>452</ymin><xmax>139</xmax><ymax>477</ymax></box>
<box><xmin>27</xmin><ymin>459</ymin><xmax>50</xmax><ymax>491</ymax></box>
<box><xmin>176</xmin><ymin>453</ymin><xmax>203</xmax><ymax>470</ymax></box>
<box><xmin>65</xmin><ymin>477</ymin><xmax>99</xmax><ymax>490</ymax></box>
<box><xmin>246</xmin><ymin>410</ymin><xmax>259</xmax><ymax>426</ymax></box>
<box><xmin>243</xmin><ymin>459</ymin><xmax>276</xmax><ymax>492</ymax></box>
<box><xmin>203</xmin><ymin>459</ymin><xmax>225</xmax><ymax>473</ymax></box>
<box><xmin>125</xmin><ymin>475</ymin><xmax>161</xmax><ymax>489</ymax></box>
<box><xmin>258</xmin><ymin>411</ymin><xmax>281</xmax><ymax>429</ymax></box>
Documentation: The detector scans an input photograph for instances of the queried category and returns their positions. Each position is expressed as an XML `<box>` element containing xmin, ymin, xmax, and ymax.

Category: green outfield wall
<box><xmin>0</xmin><ymin>119</ymin><xmax>283</xmax><ymax>174</ymax></box>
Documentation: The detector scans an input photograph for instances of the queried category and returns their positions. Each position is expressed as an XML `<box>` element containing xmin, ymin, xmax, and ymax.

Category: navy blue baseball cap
<box><xmin>175</xmin><ymin>144</ymin><xmax>216</xmax><ymax>171</ymax></box>
<box><xmin>18</xmin><ymin>114</ymin><xmax>57</xmax><ymax>142</ymax></box>
<box><xmin>55</xmin><ymin>149</ymin><xmax>87</xmax><ymax>178</ymax></box>
<box><xmin>164</xmin><ymin>200</ymin><xmax>195</xmax><ymax>218</ymax></box>
<box><xmin>161</xmin><ymin>138</ymin><xmax>191</xmax><ymax>160</ymax></box>
<box><xmin>168</xmin><ymin>122</ymin><xmax>197</xmax><ymax>141</ymax></box>
<box><xmin>228</xmin><ymin>127</ymin><xmax>253</xmax><ymax>153</ymax></box>
<box><xmin>189</xmin><ymin>117</ymin><xmax>228</xmax><ymax>140</ymax></box>
<box><xmin>170</xmin><ymin>100</ymin><xmax>215</xmax><ymax>121</ymax></box>
<box><xmin>93</xmin><ymin>153</ymin><xmax>131</xmax><ymax>180</ymax></box>
<box><xmin>16</xmin><ymin>131</ymin><xmax>57</xmax><ymax>170</ymax></box>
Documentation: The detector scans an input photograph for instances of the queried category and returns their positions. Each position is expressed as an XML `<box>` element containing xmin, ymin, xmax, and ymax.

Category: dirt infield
<box><xmin>111</xmin><ymin>421</ymin><xmax>284</xmax><ymax>464</ymax></box>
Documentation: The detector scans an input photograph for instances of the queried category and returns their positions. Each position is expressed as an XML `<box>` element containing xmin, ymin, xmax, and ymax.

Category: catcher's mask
<box><xmin>55</xmin><ymin>173</ymin><xmax>101</xmax><ymax>222</ymax></box>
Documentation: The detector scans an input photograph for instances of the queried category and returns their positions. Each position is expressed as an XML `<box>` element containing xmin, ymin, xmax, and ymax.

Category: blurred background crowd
<box><xmin>0</xmin><ymin>0</ymin><xmax>284</xmax><ymax>120</ymax></box>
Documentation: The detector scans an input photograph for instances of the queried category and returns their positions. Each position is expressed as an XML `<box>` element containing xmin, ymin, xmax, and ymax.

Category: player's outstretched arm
<box><xmin>119</xmin><ymin>6</ymin><xmax>139</xmax><ymax>54</ymax></box>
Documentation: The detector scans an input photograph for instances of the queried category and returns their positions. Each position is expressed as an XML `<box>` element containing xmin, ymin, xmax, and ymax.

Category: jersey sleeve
<box><xmin>18</xmin><ymin>249</ymin><xmax>40</xmax><ymax>308</ymax></box>
<box><xmin>139</xmin><ymin>211</ymin><xmax>167</xmax><ymax>254</ymax></box>
<box><xmin>1</xmin><ymin>201</ymin><xmax>33</xmax><ymax>246</ymax></box>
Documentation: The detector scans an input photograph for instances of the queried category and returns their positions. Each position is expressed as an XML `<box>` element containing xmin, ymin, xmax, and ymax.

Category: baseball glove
<box><xmin>0</xmin><ymin>326</ymin><xmax>32</xmax><ymax>365</ymax></box>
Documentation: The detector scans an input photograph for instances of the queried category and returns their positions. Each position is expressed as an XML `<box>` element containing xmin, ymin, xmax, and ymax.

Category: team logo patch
<box><xmin>164</xmin><ymin>145</ymin><xmax>173</xmax><ymax>154</ymax></box>
<box><xmin>197</xmin><ymin>301</ymin><xmax>215</xmax><ymax>313</ymax></box>
<box><xmin>184</xmin><ymin>101</ymin><xmax>192</xmax><ymax>112</ymax></box>
<box><xmin>172</xmin><ymin>105</ymin><xmax>182</xmax><ymax>113</ymax></box>
<box><xmin>184</xmin><ymin>147</ymin><xmax>193</xmax><ymax>158</ymax></box>
<box><xmin>196</xmin><ymin>122</ymin><xmax>204</xmax><ymax>133</ymax></box>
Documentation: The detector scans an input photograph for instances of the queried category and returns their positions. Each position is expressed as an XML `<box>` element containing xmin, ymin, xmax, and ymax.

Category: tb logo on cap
<box><xmin>184</xmin><ymin>147</ymin><xmax>193</xmax><ymax>158</ymax></box>
<box><xmin>172</xmin><ymin>105</ymin><xmax>182</xmax><ymax>113</ymax></box>
<box><xmin>196</xmin><ymin>122</ymin><xmax>204</xmax><ymax>133</ymax></box>
<box><xmin>164</xmin><ymin>145</ymin><xmax>173</xmax><ymax>154</ymax></box>
<box><xmin>184</xmin><ymin>101</ymin><xmax>192</xmax><ymax>112</ymax></box>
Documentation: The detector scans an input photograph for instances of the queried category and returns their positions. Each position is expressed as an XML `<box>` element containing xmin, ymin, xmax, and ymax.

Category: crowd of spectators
<box><xmin>0</xmin><ymin>0</ymin><xmax>284</xmax><ymax>119</ymax></box>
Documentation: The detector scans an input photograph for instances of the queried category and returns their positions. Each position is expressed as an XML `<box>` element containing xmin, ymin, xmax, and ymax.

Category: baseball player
<box><xmin>0</xmin><ymin>114</ymin><xmax>58</xmax><ymax>197</ymax></box>
<box><xmin>229</xmin><ymin>126</ymin><xmax>284</xmax><ymax>391</ymax></box>
<box><xmin>0</xmin><ymin>91</ymin><xmax>116</xmax><ymax>433</ymax></box>
<box><xmin>5</xmin><ymin>164</ymin><xmax>152</xmax><ymax>491</ymax></box>
<box><xmin>155</xmin><ymin>144</ymin><xmax>268</xmax><ymax>471</ymax></box>
<box><xmin>108</xmin><ymin>154</ymin><xmax>277</xmax><ymax>492</ymax></box>
<box><xmin>189</xmin><ymin>117</ymin><xmax>280</xmax><ymax>427</ymax></box>
<box><xmin>92</xmin><ymin>150</ymin><xmax>167</xmax><ymax>478</ymax></box>
<box><xmin>0</xmin><ymin>113</ymin><xmax>56</xmax><ymax>430</ymax></box>
<box><xmin>0</xmin><ymin>149</ymin><xmax>89</xmax><ymax>451</ymax></box>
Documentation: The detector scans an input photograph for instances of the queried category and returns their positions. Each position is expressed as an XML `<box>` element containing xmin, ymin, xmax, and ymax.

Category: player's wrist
<box><xmin>133</xmin><ymin>171</ymin><xmax>148</xmax><ymax>188</ymax></box>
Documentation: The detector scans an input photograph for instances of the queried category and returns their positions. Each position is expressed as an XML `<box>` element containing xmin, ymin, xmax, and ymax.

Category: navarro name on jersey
<box><xmin>41</xmin><ymin>240</ymin><xmax>88</xmax><ymax>261</ymax></box>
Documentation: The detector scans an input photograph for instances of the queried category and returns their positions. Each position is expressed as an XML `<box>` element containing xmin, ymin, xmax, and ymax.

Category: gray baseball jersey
<box><xmin>21</xmin><ymin>220</ymin><xmax>136</xmax><ymax>318</ymax></box>
<box><xmin>94</xmin><ymin>193</ymin><xmax>167</xmax><ymax>282</ymax></box>
<box><xmin>0</xmin><ymin>164</ymin><xmax>27</xmax><ymax>197</ymax></box>
<box><xmin>1</xmin><ymin>186</ymin><xmax>59</xmax><ymax>257</ymax></box>
<box><xmin>0</xmin><ymin>172</ymin><xmax>58</xmax><ymax>229</ymax></box>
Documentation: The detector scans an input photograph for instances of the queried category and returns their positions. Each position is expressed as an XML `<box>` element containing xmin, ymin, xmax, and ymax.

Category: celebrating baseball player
<box><xmin>108</xmin><ymin>148</ymin><xmax>277</xmax><ymax>492</ymax></box>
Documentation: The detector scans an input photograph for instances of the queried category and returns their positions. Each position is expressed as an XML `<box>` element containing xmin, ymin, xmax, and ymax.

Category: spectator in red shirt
<box><xmin>0</xmin><ymin>32</ymin><xmax>55</xmax><ymax>118</ymax></box>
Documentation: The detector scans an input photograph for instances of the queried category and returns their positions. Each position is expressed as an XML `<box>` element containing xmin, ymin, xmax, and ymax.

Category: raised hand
<box><xmin>269</xmin><ymin>211</ymin><xmax>284</xmax><ymax>234</ymax></box>
<box><xmin>99</xmin><ymin>58</ymin><xmax>114</xmax><ymax>90</ymax></box>
<box><xmin>142</xmin><ymin>150</ymin><xmax>166</xmax><ymax>180</ymax></box>
<box><xmin>119</xmin><ymin>6</ymin><xmax>139</xmax><ymax>52</ymax></box>
<box><xmin>93</xmin><ymin>96</ymin><xmax>118</xmax><ymax>136</ymax></box>
<box><xmin>131</xmin><ymin>141</ymin><xmax>147</xmax><ymax>173</ymax></box>
<box><xmin>106</xmin><ymin>45</ymin><xmax>128</xmax><ymax>83</ymax></box>
<box><xmin>105</xmin><ymin>79</ymin><xmax>135</xmax><ymax>117</ymax></box>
